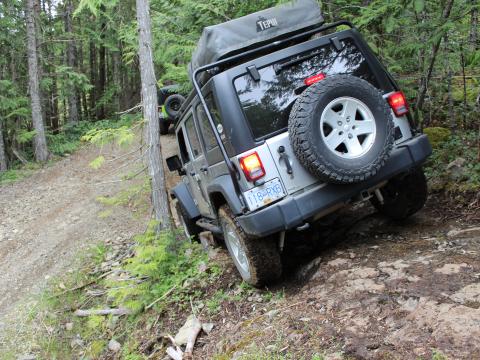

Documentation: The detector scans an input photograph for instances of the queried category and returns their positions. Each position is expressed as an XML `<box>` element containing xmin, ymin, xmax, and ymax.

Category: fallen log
<box><xmin>183</xmin><ymin>318</ymin><xmax>202</xmax><ymax>359</ymax></box>
<box><xmin>74</xmin><ymin>308</ymin><xmax>132</xmax><ymax>317</ymax></box>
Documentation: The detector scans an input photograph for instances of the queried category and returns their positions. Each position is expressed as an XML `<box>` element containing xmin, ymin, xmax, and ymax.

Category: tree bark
<box><xmin>65</xmin><ymin>0</ymin><xmax>79</xmax><ymax>124</ymax></box>
<box><xmin>414</xmin><ymin>0</ymin><xmax>455</xmax><ymax>121</ymax></box>
<box><xmin>461</xmin><ymin>49</ymin><xmax>468</xmax><ymax>129</ymax></box>
<box><xmin>112</xmin><ymin>47</ymin><xmax>121</xmax><ymax>113</ymax></box>
<box><xmin>136</xmin><ymin>0</ymin><xmax>171</xmax><ymax>229</ymax></box>
<box><xmin>79</xmin><ymin>42</ymin><xmax>89</xmax><ymax>119</ymax></box>
<box><xmin>45</xmin><ymin>0</ymin><xmax>59</xmax><ymax>132</ymax></box>
<box><xmin>25</xmin><ymin>0</ymin><xmax>49</xmax><ymax>162</ymax></box>
<box><xmin>471</xmin><ymin>0</ymin><xmax>478</xmax><ymax>49</ymax></box>
<box><xmin>89</xmin><ymin>39</ymin><xmax>97</xmax><ymax>119</ymax></box>
<box><xmin>96</xmin><ymin>7</ymin><xmax>107</xmax><ymax>120</ymax></box>
<box><xmin>0</xmin><ymin>120</ymin><xmax>7</xmax><ymax>172</ymax></box>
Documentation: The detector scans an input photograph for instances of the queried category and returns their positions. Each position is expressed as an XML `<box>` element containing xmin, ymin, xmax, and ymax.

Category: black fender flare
<box><xmin>207</xmin><ymin>175</ymin><xmax>244</xmax><ymax>215</ymax></box>
<box><xmin>170</xmin><ymin>183</ymin><xmax>200</xmax><ymax>220</ymax></box>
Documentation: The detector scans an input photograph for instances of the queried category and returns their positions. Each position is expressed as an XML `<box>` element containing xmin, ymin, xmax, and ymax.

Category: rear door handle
<box><xmin>278</xmin><ymin>146</ymin><xmax>293</xmax><ymax>175</ymax></box>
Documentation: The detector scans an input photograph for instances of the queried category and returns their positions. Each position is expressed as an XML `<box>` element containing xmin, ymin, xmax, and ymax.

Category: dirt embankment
<box><xmin>0</xmin><ymin>141</ymin><xmax>150</xmax><ymax>333</ymax></box>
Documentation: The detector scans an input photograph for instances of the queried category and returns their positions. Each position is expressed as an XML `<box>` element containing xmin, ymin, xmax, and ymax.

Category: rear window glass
<box><xmin>234</xmin><ymin>39</ymin><xmax>378</xmax><ymax>139</ymax></box>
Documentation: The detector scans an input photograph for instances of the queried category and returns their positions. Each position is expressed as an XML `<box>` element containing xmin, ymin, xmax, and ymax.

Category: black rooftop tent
<box><xmin>189</xmin><ymin>0</ymin><xmax>324</xmax><ymax>78</ymax></box>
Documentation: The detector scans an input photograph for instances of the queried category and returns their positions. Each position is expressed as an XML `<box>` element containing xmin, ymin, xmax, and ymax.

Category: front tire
<box><xmin>371</xmin><ymin>167</ymin><xmax>428</xmax><ymax>220</ymax></box>
<box><xmin>218</xmin><ymin>206</ymin><xmax>282</xmax><ymax>287</ymax></box>
<box><xmin>175</xmin><ymin>201</ymin><xmax>201</xmax><ymax>241</ymax></box>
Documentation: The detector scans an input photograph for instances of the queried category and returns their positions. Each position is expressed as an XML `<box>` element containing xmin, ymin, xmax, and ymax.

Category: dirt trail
<box><xmin>0</xmin><ymin>141</ymin><xmax>152</xmax><ymax>332</ymax></box>
<box><xmin>200</xmin><ymin>204</ymin><xmax>480</xmax><ymax>359</ymax></box>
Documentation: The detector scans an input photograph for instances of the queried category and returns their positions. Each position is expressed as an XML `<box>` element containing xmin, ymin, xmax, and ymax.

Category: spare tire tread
<box><xmin>288</xmin><ymin>75</ymin><xmax>395</xmax><ymax>184</ymax></box>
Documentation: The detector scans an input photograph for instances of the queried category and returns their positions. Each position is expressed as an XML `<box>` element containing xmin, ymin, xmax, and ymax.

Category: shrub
<box><xmin>423</xmin><ymin>127</ymin><xmax>452</xmax><ymax>149</ymax></box>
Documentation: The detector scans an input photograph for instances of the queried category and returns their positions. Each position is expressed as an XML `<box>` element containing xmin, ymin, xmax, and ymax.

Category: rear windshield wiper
<box><xmin>274</xmin><ymin>49</ymin><xmax>322</xmax><ymax>74</ymax></box>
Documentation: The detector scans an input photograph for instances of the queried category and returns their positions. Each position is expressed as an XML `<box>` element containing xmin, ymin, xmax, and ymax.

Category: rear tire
<box><xmin>175</xmin><ymin>201</ymin><xmax>201</xmax><ymax>241</ymax></box>
<box><xmin>371</xmin><ymin>167</ymin><xmax>428</xmax><ymax>220</ymax></box>
<box><xmin>218</xmin><ymin>206</ymin><xmax>282</xmax><ymax>287</ymax></box>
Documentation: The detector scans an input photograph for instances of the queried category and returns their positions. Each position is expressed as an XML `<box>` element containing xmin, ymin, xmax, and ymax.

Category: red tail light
<box><xmin>304</xmin><ymin>73</ymin><xmax>326</xmax><ymax>86</ymax></box>
<box><xmin>239</xmin><ymin>152</ymin><xmax>265</xmax><ymax>182</ymax></box>
<box><xmin>388</xmin><ymin>91</ymin><xmax>409</xmax><ymax>117</ymax></box>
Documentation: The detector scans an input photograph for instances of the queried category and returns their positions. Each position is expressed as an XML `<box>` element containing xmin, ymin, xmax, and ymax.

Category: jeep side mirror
<box><xmin>166</xmin><ymin>155</ymin><xmax>185</xmax><ymax>175</ymax></box>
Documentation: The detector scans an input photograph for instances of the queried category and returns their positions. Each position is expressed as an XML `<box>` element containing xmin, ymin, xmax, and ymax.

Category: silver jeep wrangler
<box><xmin>165</xmin><ymin>0</ymin><xmax>432</xmax><ymax>286</ymax></box>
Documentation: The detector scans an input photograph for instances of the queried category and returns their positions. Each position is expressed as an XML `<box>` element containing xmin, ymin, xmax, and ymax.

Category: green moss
<box><xmin>423</xmin><ymin>127</ymin><xmax>451</xmax><ymax>148</ymax></box>
<box><xmin>424</xmin><ymin>130</ymin><xmax>480</xmax><ymax>193</ymax></box>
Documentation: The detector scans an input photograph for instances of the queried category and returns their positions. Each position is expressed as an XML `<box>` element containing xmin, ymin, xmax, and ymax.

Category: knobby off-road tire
<box><xmin>371</xmin><ymin>167</ymin><xmax>428</xmax><ymax>220</ymax></box>
<box><xmin>218</xmin><ymin>206</ymin><xmax>282</xmax><ymax>287</ymax></box>
<box><xmin>175</xmin><ymin>200</ymin><xmax>201</xmax><ymax>241</ymax></box>
<box><xmin>289</xmin><ymin>74</ymin><xmax>395</xmax><ymax>184</ymax></box>
<box><xmin>165</xmin><ymin>94</ymin><xmax>186</xmax><ymax>119</ymax></box>
<box><xmin>159</xmin><ymin>119</ymin><xmax>170</xmax><ymax>135</ymax></box>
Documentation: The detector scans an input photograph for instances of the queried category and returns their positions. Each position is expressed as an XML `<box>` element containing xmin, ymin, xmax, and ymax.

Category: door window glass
<box><xmin>177</xmin><ymin>128</ymin><xmax>190</xmax><ymax>163</ymax></box>
<box><xmin>185</xmin><ymin>114</ymin><xmax>202</xmax><ymax>158</ymax></box>
<box><xmin>196</xmin><ymin>94</ymin><xmax>222</xmax><ymax>151</ymax></box>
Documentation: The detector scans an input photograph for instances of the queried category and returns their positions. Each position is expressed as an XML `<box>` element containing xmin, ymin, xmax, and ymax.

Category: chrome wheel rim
<box><xmin>224</xmin><ymin>223</ymin><xmax>250</xmax><ymax>276</ymax></box>
<box><xmin>320</xmin><ymin>96</ymin><xmax>377</xmax><ymax>159</ymax></box>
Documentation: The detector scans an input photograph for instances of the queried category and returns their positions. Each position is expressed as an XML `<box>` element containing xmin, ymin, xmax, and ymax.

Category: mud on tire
<box><xmin>218</xmin><ymin>206</ymin><xmax>282</xmax><ymax>287</ymax></box>
<box><xmin>289</xmin><ymin>74</ymin><xmax>395</xmax><ymax>184</ymax></box>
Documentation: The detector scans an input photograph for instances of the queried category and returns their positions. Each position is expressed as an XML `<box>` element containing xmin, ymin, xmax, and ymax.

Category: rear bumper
<box><xmin>237</xmin><ymin>134</ymin><xmax>432</xmax><ymax>238</ymax></box>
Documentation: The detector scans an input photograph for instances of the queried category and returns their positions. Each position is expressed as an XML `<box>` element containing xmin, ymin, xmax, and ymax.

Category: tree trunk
<box><xmin>461</xmin><ymin>49</ymin><xmax>468</xmax><ymax>129</ymax></box>
<box><xmin>414</xmin><ymin>0</ymin><xmax>455</xmax><ymax>121</ymax></box>
<box><xmin>50</xmin><ymin>78</ymin><xmax>59</xmax><ymax>133</ymax></box>
<box><xmin>46</xmin><ymin>0</ymin><xmax>59</xmax><ymax>132</ymax></box>
<box><xmin>96</xmin><ymin>7</ymin><xmax>106</xmax><ymax>120</ymax></box>
<box><xmin>65</xmin><ymin>0</ymin><xmax>79</xmax><ymax>124</ymax></box>
<box><xmin>136</xmin><ymin>0</ymin><xmax>171</xmax><ymax>229</ymax></box>
<box><xmin>112</xmin><ymin>48</ymin><xmax>121</xmax><ymax>113</ymax></box>
<box><xmin>89</xmin><ymin>39</ymin><xmax>97</xmax><ymax>119</ymax></box>
<box><xmin>471</xmin><ymin>0</ymin><xmax>478</xmax><ymax>49</ymax></box>
<box><xmin>444</xmin><ymin>34</ymin><xmax>455</xmax><ymax>132</ymax></box>
<box><xmin>26</xmin><ymin>0</ymin><xmax>49</xmax><ymax>162</ymax></box>
<box><xmin>34</xmin><ymin>0</ymin><xmax>48</xmax><ymax>129</ymax></box>
<box><xmin>0</xmin><ymin>120</ymin><xmax>7</xmax><ymax>172</ymax></box>
<box><xmin>77</xmin><ymin>39</ymin><xmax>88</xmax><ymax>119</ymax></box>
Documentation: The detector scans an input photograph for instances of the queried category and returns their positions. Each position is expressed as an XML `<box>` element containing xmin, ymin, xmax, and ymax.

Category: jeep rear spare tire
<box><xmin>289</xmin><ymin>74</ymin><xmax>395</xmax><ymax>184</ymax></box>
<box><xmin>165</xmin><ymin>94</ymin><xmax>186</xmax><ymax>119</ymax></box>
